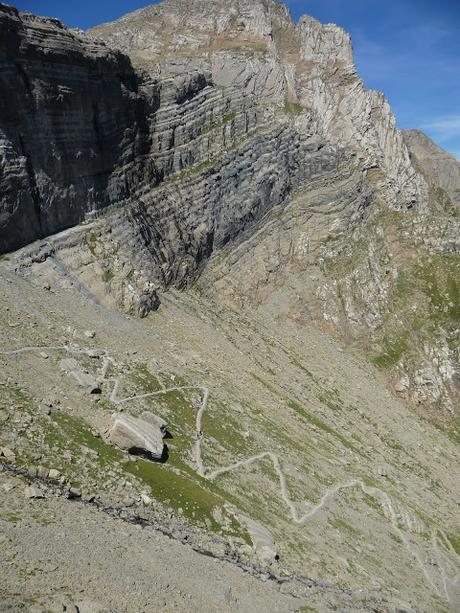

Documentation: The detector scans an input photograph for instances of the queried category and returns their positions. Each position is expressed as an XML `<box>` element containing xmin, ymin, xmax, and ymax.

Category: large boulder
<box><xmin>59</xmin><ymin>358</ymin><xmax>101</xmax><ymax>394</ymax></box>
<box><xmin>238</xmin><ymin>514</ymin><xmax>278</xmax><ymax>565</ymax></box>
<box><xmin>108</xmin><ymin>413</ymin><xmax>164</xmax><ymax>460</ymax></box>
<box><xmin>139</xmin><ymin>411</ymin><xmax>168</xmax><ymax>435</ymax></box>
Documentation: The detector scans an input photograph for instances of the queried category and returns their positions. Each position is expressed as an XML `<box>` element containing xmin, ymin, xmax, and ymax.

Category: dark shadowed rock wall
<box><xmin>0</xmin><ymin>3</ymin><xmax>157</xmax><ymax>252</ymax></box>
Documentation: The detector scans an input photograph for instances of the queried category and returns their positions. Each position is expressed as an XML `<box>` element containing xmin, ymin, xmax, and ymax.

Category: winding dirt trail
<box><xmin>2</xmin><ymin>343</ymin><xmax>459</xmax><ymax>605</ymax></box>
<box><xmin>111</xmin><ymin>372</ymin><xmax>459</xmax><ymax>603</ymax></box>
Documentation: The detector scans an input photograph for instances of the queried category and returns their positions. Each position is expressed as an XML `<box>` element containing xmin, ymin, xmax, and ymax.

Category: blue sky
<box><xmin>15</xmin><ymin>1</ymin><xmax>460</xmax><ymax>159</ymax></box>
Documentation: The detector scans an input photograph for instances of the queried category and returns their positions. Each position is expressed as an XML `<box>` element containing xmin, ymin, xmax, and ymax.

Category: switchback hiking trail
<box><xmin>2</xmin><ymin>343</ymin><xmax>459</xmax><ymax>605</ymax></box>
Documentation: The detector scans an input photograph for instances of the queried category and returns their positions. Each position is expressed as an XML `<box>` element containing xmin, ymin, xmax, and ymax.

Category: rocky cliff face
<box><xmin>90</xmin><ymin>0</ymin><xmax>425</xmax><ymax>209</ymax></box>
<box><xmin>0</xmin><ymin>3</ymin><xmax>157</xmax><ymax>253</ymax></box>
<box><xmin>0</xmin><ymin>1</ymin><xmax>343</xmax><ymax>268</ymax></box>
<box><xmin>87</xmin><ymin>0</ymin><xmax>457</xmax><ymax>417</ymax></box>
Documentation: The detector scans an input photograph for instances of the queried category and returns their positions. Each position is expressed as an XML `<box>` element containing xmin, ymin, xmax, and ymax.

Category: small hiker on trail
<box><xmin>196</xmin><ymin>429</ymin><xmax>203</xmax><ymax>440</ymax></box>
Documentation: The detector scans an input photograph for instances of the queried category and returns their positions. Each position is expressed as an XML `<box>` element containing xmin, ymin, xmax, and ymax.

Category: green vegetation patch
<box><xmin>330</xmin><ymin>516</ymin><xmax>359</xmax><ymax>536</ymax></box>
<box><xmin>390</xmin><ymin>255</ymin><xmax>460</xmax><ymax>323</ymax></box>
<box><xmin>86</xmin><ymin>232</ymin><xmax>98</xmax><ymax>255</ymax></box>
<box><xmin>362</xmin><ymin>491</ymin><xmax>385</xmax><ymax>516</ymax></box>
<box><xmin>48</xmin><ymin>411</ymin><xmax>123</xmax><ymax>467</ymax></box>
<box><xmin>223</xmin><ymin>111</ymin><xmax>238</xmax><ymax>124</ymax></box>
<box><xmin>373</xmin><ymin>253</ymin><xmax>459</xmax><ymax>370</ymax></box>
<box><xmin>284</xmin><ymin>101</ymin><xmax>304</xmax><ymax>116</ymax></box>
<box><xmin>289</xmin><ymin>353</ymin><xmax>315</xmax><ymax>380</ymax></box>
<box><xmin>287</xmin><ymin>399</ymin><xmax>361</xmax><ymax>455</ymax></box>
<box><xmin>125</xmin><ymin>459</ymin><xmax>223</xmax><ymax>529</ymax></box>
<box><xmin>250</xmin><ymin>372</ymin><xmax>281</xmax><ymax>396</ymax></box>
<box><xmin>428</xmin><ymin>411</ymin><xmax>460</xmax><ymax>447</ymax></box>
<box><xmin>415</xmin><ymin>257</ymin><xmax>460</xmax><ymax>322</ymax></box>
<box><xmin>316</xmin><ymin>388</ymin><xmax>344</xmax><ymax>413</ymax></box>
<box><xmin>431</xmin><ymin>185</ymin><xmax>459</xmax><ymax>217</ymax></box>
<box><xmin>372</xmin><ymin>335</ymin><xmax>408</xmax><ymax>368</ymax></box>
<box><xmin>129</xmin><ymin>362</ymin><xmax>164</xmax><ymax>393</ymax></box>
<box><xmin>445</xmin><ymin>531</ymin><xmax>460</xmax><ymax>556</ymax></box>
<box><xmin>168</xmin><ymin>157</ymin><xmax>217</xmax><ymax>184</ymax></box>
<box><xmin>201</xmin><ymin>398</ymin><xmax>254</xmax><ymax>455</ymax></box>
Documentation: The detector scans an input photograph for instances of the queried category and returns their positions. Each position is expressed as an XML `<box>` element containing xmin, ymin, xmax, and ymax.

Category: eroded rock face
<box><xmin>90</xmin><ymin>0</ymin><xmax>426</xmax><ymax>209</ymax></box>
<box><xmin>0</xmin><ymin>3</ymin><xmax>156</xmax><ymax>253</ymax></box>
<box><xmin>2</xmin><ymin>0</ymin><xmax>423</xmax><ymax>278</ymax></box>
<box><xmin>2</xmin><ymin>1</ymin><xmax>346</xmax><ymax>305</ymax></box>
<box><xmin>140</xmin><ymin>411</ymin><xmax>168</xmax><ymax>434</ymax></box>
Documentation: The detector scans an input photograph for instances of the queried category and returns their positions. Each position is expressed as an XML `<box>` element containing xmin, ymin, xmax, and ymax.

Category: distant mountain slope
<box><xmin>403</xmin><ymin>129</ymin><xmax>460</xmax><ymax>210</ymax></box>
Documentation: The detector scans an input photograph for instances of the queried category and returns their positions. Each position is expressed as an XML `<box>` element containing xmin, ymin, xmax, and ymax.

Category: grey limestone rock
<box><xmin>139</xmin><ymin>411</ymin><xmax>168</xmax><ymax>434</ymax></box>
<box><xmin>24</xmin><ymin>484</ymin><xmax>45</xmax><ymax>499</ymax></box>
<box><xmin>108</xmin><ymin>413</ymin><xmax>165</xmax><ymax>459</ymax></box>
<box><xmin>90</xmin><ymin>0</ymin><xmax>426</xmax><ymax>209</ymax></box>
<box><xmin>59</xmin><ymin>358</ymin><xmax>101</xmax><ymax>394</ymax></box>
<box><xmin>0</xmin><ymin>447</ymin><xmax>15</xmax><ymax>460</ymax></box>
<box><xmin>0</xmin><ymin>3</ymin><xmax>156</xmax><ymax>253</ymax></box>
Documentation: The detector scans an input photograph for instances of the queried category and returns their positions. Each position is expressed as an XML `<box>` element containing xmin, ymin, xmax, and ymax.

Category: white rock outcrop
<box><xmin>108</xmin><ymin>414</ymin><xmax>164</xmax><ymax>459</ymax></box>
<box><xmin>139</xmin><ymin>411</ymin><xmax>168</xmax><ymax>434</ymax></box>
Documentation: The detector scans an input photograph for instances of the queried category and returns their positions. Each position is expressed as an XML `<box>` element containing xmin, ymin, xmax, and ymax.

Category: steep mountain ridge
<box><xmin>0</xmin><ymin>0</ymin><xmax>426</xmax><ymax>255</ymax></box>
<box><xmin>90</xmin><ymin>0</ymin><xmax>425</xmax><ymax>208</ymax></box>
<box><xmin>3</xmin><ymin>0</ymin><xmax>455</xmax><ymax>414</ymax></box>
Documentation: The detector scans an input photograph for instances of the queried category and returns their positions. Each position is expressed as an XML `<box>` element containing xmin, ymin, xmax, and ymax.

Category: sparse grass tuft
<box><xmin>445</xmin><ymin>531</ymin><xmax>460</xmax><ymax>556</ymax></box>
<box><xmin>287</xmin><ymin>399</ymin><xmax>360</xmax><ymax>454</ymax></box>
<box><xmin>223</xmin><ymin>111</ymin><xmax>237</xmax><ymax>124</ymax></box>
<box><xmin>372</xmin><ymin>335</ymin><xmax>408</xmax><ymax>368</ymax></box>
<box><xmin>168</xmin><ymin>158</ymin><xmax>217</xmax><ymax>183</ymax></box>
<box><xmin>86</xmin><ymin>232</ymin><xmax>98</xmax><ymax>255</ymax></box>
<box><xmin>284</xmin><ymin>101</ymin><xmax>304</xmax><ymax>116</ymax></box>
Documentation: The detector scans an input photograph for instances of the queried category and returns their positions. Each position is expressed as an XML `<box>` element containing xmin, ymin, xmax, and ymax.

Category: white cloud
<box><xmin>423</xmin><ymin>116</ymin><xmax>460</xmax><ymax>140</ymax></box>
